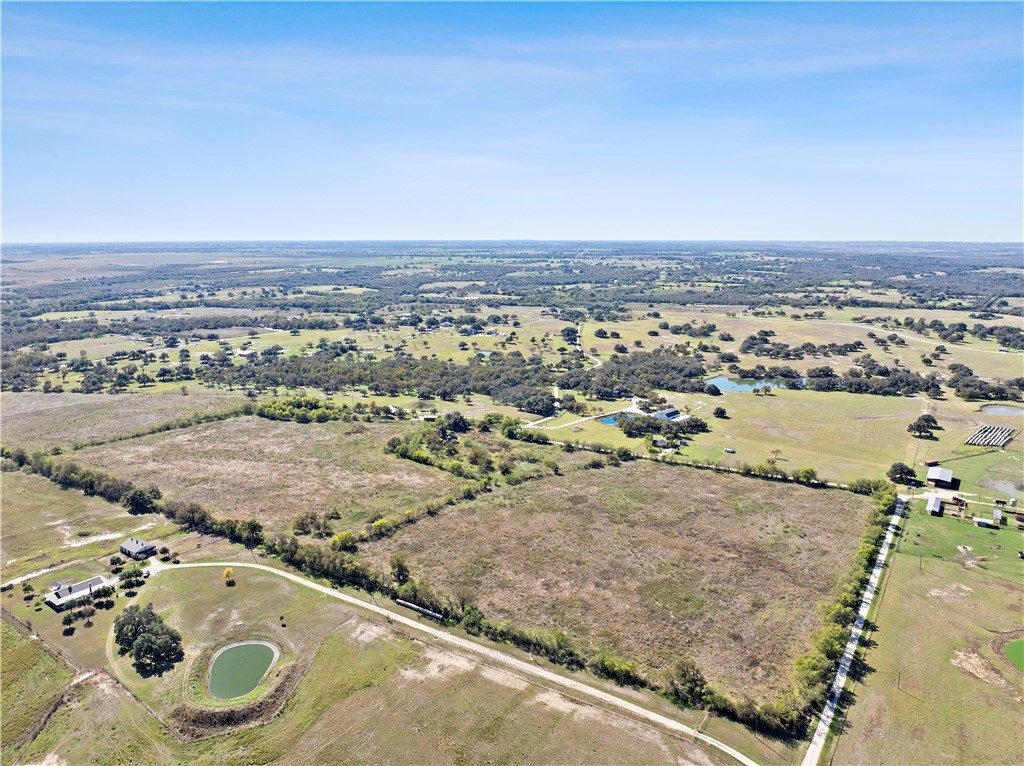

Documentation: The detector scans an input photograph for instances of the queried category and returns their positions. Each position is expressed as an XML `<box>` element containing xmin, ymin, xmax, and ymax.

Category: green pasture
<box><xmin>901</xmin><ymin>501</ymin><xmax>1023</xmax><ymax>583</ymax></box>
<box><xmin>831</xmin><ymin>511</ymin><xmax>1024</xmax><ymax>766</ymax></box>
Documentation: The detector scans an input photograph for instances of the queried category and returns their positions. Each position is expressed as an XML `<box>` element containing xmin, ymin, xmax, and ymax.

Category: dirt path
<box><xmin>2</xmin><ymin>559</ymin><xmax>89</xmax><ymax>589</ymax></box>
<box><xmin>144</xmin><ymin>560</ymin><xmax>759</xmax><ymax>766</ymax></box>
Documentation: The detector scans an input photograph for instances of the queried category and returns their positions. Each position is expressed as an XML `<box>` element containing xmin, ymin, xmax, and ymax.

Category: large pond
<box><xmin>980</xmin><ymin>404</ymin><xmax>1024</xmax><ymax>417</ymax></box>
<box><xmin>705</xmin><ymin>375</ymin><xmax>807</xmax><ymax>393</ymax></box>
<box><xmin>209</xmin><ymin>641</ymin><xmax>276</xmax><ymax>700</ymax></box>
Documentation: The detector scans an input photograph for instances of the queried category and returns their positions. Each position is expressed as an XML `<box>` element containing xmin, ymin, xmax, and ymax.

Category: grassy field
<box><xmin>0</xmin><ymin>390</ymin><xmax>244</xmax><ymax>451</ymax></box>
<box><xmin>901</xmin><ymin>497</ymin><xmax>1024</xmax><ymax>581</ymax></box>
<box><xmin>4</xmin><ymin>559</ymin><xmax>124</xmax><ymax>670</ymax></box>
<box><xmin>73</xmin><ymin>417</ymin><xmax>465</xmax><ymax>535</ymax></box>
<box><xmin>22</xmin><ymin>568</ymin><xmax>736</xmax><ymax>766</ymax></box>
<box><xmin>654</xmin><ymin>387</ymin><xmax>1022</xmax><ymax>492</ymax></box>
<box><xmin>0</xmin><ymin>472</ymin><xmax>178</xmax><ymax>582</ymax></box>
<box><xmin>360</xmin><ymin>459</ymin><xmax>874</xmax><ymax>702</ymax></box>
<box><xmin>111</xmin><ymin>566</ymin><xmax>356</xmax><ymax>714</ymax></box>
<box><xmin>0</xmin><ymin>620</ymin><xmax>75</xmax><ymax>764</ymax></box>
<box><xmin>830</xmin><ymin>510</ymin><xmax>1024</xmax><ymax>766</ymax></box>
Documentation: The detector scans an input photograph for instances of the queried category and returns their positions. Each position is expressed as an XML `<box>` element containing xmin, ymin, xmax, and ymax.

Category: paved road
<box><xmin>146</xmin><ymin>560</ymin><xmax>759</xmax><ymax>766</ymax></box>
<box><xmin>801</xmin><ymin>499</ymin><xmax>904</xmax><ymax>766</ymax></box>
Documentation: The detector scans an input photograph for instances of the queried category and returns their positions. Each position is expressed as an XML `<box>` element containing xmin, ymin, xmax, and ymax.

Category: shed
<box><xmin>926</xmin><ymin>466</ymin><xmax>954</xmax><ymax>487</ymax></box>
<box><xmin>926</xmin><ymin>496</ymin><xmax>943</xmax><ymax>516</ymax></box>
<box><xmin>120</xmin><ymin>537</ymin><xmax>156</xmax><ymax>560</ymax></box>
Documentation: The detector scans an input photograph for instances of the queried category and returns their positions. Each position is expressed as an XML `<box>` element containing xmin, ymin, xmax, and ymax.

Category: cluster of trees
<box><xmin>907</xmin><ymin>414</ymin><xmax>939</xmax><ymax>438</ymax></box>
<box><xmin>733</xmin><ymin>461</ymin><xmax>820</xmax><ymax>485</ymax></box>
<box><xmin>255</xmin><ymin>395</ymin><xmax>341</xmax><ymax>423</ymax></box>
<box><xmin>946</xmin><ymin>364</ymin><xmax>1024</xmax><ymax>402</ymax></box>
<box><xmin>113</xmin><ymin>603</ymin><xmax>184</xmax><ymax>672</ymax></box>
<box><xmin>385</xmin><ymin>413</ymin><xmax>560</xmax><ymax>485</ymax></box>
<box><xmin>197</xmin><ymin>350</ymin><xmax>559</xmax><ymax>416</ymax></box>
<box><xmin>293</xmin><ymin>511</ymin><xmax>335</xmax><ymax>538</ymax></box>
<box><xmin>724</xmin><ymin>363</ymin><xmax>801</xmax><ymax>380</ymax></box>
<box><xmin>558</xmin><ymin>348</ymin><xmax>709</xmax><ymax>399</ymax></box>
<box><xmin>739</xmin><ymin>333</ymin><xmax>866</xmax><ymax>361</ymax></box>
<box><xmin>617</xmin><ymin>414</ymin><xmax>709</xmax><ymax>441</ymax></box>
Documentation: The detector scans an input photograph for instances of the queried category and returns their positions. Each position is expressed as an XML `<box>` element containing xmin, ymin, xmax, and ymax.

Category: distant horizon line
<box><xmin>5</xmin><ymin>238</ymin><xmax>1023</xmax><ymax>246</ymax></box>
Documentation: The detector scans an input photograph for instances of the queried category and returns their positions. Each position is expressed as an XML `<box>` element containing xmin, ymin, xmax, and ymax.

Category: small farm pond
<box><xmin>980</xmin><ymin>404</ymin><xmax>1024</xmax><ymax>416</ymax></box>
<box><xmin>209</xmin><ymin>641</ymin><xmax>277</xmax><ymax>700</ymax></box>
<box><xmin>1004</xmin><ymin>639</ymin><xmax>1024</xmax><ymax>672</ymax></box>
<box><xmin>705</xmin><ymin>375</ymin><xmax>807</xmax><ymax>393</ymax></box>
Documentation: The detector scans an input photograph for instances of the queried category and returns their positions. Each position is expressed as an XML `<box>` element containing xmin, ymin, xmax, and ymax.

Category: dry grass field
<box><xmin>0</xmin><ymin>471</ymin><xmax>178</xmax><ymax>582</ymax></box>
<box><xmin>0</xmin><ymin>390</ymin><xmax>243</xmax><ymax>451</ymax></box>
<box><xmin>1</xmin><ymin>620</ymin><xmax>75</xmax><ymax>764</ymax></box>
<box><xmin>73</xmin><ymin>417</ymin><xmax>465</xmax><ymax>535</ymax></box>
<box><xmin>361</xmin><ymin>459</ymin><xmax>874</xmax><ymax>702</ymax></box>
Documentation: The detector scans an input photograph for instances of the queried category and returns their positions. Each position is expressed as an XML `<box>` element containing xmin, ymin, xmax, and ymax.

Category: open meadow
<box><xmin>360</xmin><ymin>459</ymin><xmax>875</xmax><ymax>702</ymax></box>
<box><xmin>0</xmin><ymin>390</ymin><xmax>244</xmax><ymax>452</ymax></box>
<box><xmin>72</xmin><ymin>417</ymin><xmax>466</xmax><ymax>535</ymax></box>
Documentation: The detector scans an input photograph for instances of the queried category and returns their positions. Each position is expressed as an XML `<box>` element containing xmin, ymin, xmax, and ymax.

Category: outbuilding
<box><xmin>926</xmin><ymin>466</ymin><xmax>954</xmax><ymax>488</ymax></box>
<box><xmin>120</xmin><ymin>537</ymin><xmax>157</xmax><ymax>560</ymax></box>
<box><xmin>926</xmin><ymin>496</ymin><xmax>943</xmax><ymax>516</ymax></box>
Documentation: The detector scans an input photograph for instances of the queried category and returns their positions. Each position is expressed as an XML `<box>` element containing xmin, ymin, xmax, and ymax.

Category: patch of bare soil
<box><xmin>954</xmin><ymin>545</ymin><xmax>983</xmax><ymax>568</ymax></box>
<box><xmin>950</xmin><ymin>649</ymin><xmax>1023</xmax><ymax>701</ymax></box>
<box><xmin>928</xmin><ymin>582</ymin><xmax>974</xmax><ymax>601</ymax></box>
<box><xmin>397</xmin><ymin>646</ymin><xmax>475</xmax><ymax>682</ymax></box>
<box><xmin>170</xmin><ymin>662</ymin><xmax>306</xmax><ymax>740</ymax></box>
<box><xmin>21</xmin><ymin>754</ymin><xmax>69</xmax><ymax>766</ymax></box>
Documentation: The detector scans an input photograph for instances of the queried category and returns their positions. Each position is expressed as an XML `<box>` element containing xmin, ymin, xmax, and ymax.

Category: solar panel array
<box><xmin>964</xmin><ymin>425</ymin><xmax>1016</xmax><ymax>447</ymax></box>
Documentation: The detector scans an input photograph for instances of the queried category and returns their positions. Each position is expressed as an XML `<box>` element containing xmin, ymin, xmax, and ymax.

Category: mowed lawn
<box><xmin>0</xmin><ymin>390</ymin><xmax>244</xmax><ymax>451</ymax></box>
<box><xmin>1</xmin><ymin>471</ymin><xmax>177</xmax><ymax>582</ymax></box>
<box><xmin>360</xmin><ymin>460</ymin><xmax>874</xmax><ymax>702</ymax></box>
<box><xmin>831</xmin><ymin>512</ymin><xmax>1024</xmax><ymax>766</ymax></box>
<box><xmin>0</xmin><ymin>620</ymin><xmax>75</xmax><ymax>764</ymax></box>
<box><xmin>72</xmin><ymin>417</ymin><xmax>465</xmax><ymax>535</ymax></box>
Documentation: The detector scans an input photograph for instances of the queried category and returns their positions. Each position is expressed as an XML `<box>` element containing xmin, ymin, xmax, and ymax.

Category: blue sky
<box><xmin>3</xmin><ymin>2</ymin><xmax>1021</xmax><ymax>242</ymax></box>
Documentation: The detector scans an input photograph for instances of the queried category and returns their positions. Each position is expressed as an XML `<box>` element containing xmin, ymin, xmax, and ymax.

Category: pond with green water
<box><xmin>1003</xmin><ymin>639</ymin><xmax>1024</xmax><ymax>672</ymax></box>
<box><xmin>208</xmin><ymin>642</ymin><xmax>276</xmax><ymax>700</ymax></box>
